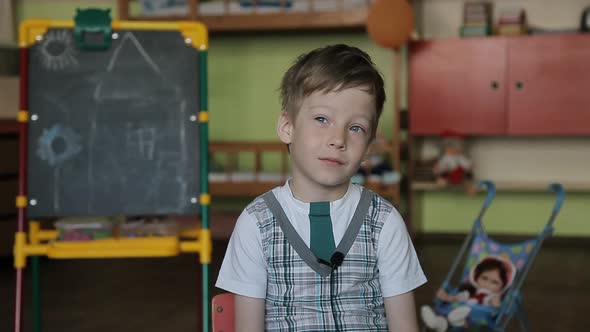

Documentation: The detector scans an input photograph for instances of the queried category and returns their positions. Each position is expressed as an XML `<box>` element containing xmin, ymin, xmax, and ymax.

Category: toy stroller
<box><xmin>421</xmin><ymin>180</ymin><xmax>565</xmax><ymax>332</ymax></box>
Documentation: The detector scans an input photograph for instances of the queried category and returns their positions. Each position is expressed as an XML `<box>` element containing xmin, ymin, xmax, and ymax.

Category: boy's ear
<box><xmin>276</xmin><ymin>112</ymin><xmax>293</xmax><ymax>144</ymax></box>
<box><xmin>362</xmin><ymin>138</ymin><xmax>375</xmax><ymax>161</ymax></box>
<box><xmin>362</xmin><ymin>150</ymin><xmax>370</xmax><ymax>162</ymax></box>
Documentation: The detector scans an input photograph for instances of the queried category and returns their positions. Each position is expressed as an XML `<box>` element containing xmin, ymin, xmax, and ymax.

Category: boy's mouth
<box><xmin>319</xmin><ymin>157</ymin><xmax>344</xmax><ymax>166</ymax></box>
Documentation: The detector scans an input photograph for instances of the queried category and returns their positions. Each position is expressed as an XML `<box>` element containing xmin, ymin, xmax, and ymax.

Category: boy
<box><xmin>216</xmin><ymin>44</ymin><xmax>426</xmax><ymax>331</ymax></box>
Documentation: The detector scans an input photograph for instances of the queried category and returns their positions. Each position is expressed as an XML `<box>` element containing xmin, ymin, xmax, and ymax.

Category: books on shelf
<box><xmin>497</xmin><ymin>7</ymin><xmax>527</xmax><ymax>24</ymax></box>
<box><xmin>461</xmin><ymin>25</ymin><xmax>491</xmax><ymax>37</ymax></box>
<box><xmin>459</xmin><ymin>2</ymin><xmax>530</xmax><ymax>37</ymax></box>
<box><xmin>461</xmin><ymin>1</ymin><xmax>493</xmax><ymax>37</ymax></box>
<box><xmin>495</xmin><ymin>6</ymin><xmax>528</xmax><ymax>36</ymax></box>
<box><xmin>496</xmin><ymin>24</ymin><xmax>528</xmax><ymax>36</ymax></box>
<box><xmin>463</xmin><ymin>1</ymin><xmax>493</xmax><ymax>25</ymax></box>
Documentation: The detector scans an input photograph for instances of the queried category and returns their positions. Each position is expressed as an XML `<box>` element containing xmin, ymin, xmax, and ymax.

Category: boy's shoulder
<box><xmin>243</xmin><ymin>187</ymin><xmax>281</xmax><ymax>221</ymax></box>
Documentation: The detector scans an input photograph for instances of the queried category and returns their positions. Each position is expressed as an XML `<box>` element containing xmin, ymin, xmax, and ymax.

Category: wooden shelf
<box><xmin>364</xmin><ymin>181</ymin><xmax>400</xmax><ymax>203</ymax></box>
<box><xmin>211</xmin><ymin>180</ymin><xmax>283</xmax><ymax>196</ymax></box>
<box><xmin>412</xmin><ymin>180</ymin><xmax>590</xmax><ymax>192</ymax></box>
<box><xmin>0</xmin><ymin>119</ymin><xmax>18</xmax><ymax>135</ymax></box>
<box><xmin>168</xmin><ymin>9</ymin><xmax>367</xmax><ymax>32</ymax></box>
<box><xmin>209</xmin><ymin>140</ymin><xmax>401</xmax><ymax>203</ymax></box>
<box><xmin>118</xmin><ymin>0</ymin><xmax>369</xmax><ymax>32</ymax></box>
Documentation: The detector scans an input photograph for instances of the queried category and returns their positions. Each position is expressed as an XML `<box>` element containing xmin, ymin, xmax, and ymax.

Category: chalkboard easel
<box><xmin>13</xmin><ymin>14</ymin><xmax>212</xmax><ymax>332</ymax></box>
<box><xmin>26</xmin><ymin>17</ymin><xmax>205</xmax><ymax>218</ymax></box>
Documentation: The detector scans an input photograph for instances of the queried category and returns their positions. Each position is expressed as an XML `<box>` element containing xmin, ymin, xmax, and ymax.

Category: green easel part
<box><xmin>74</xmin><ymin>8</ymin><xmax>112</xmax><ymax>50</ymax></box>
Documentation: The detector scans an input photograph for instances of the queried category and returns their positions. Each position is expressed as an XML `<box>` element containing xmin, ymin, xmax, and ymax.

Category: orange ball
<box><xmin>367</xmin><ymin>0</ymin><xmax>415</xmax><ymax>49</ymax></box>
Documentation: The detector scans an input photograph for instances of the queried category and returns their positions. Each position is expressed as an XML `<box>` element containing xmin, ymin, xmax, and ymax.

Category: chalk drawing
<box><xmin>37</xmin><ymin>124</ymin><xmax>82</xmax><ymax>166</ymax></box>
<box><xmin>53</xmin><ymin>167</ymin><xmax>60</xmax><ymax>211</ymax></box>
<box><xmin>36</xmin><ymin>124</ymin><xmax>82</xmax><ymax>212</ymax></box>
<box><xmin>179</xmin><ymin>100</ymin><xmax>187</xmax><ymax>162</ymax></box>
<box><xmin>37</xmin><ymin>30</ymin><xmax>79</xmax><ymax>71</ymax></box>
<box><xmin>142</xmin><ymin>151</ymin><xmax>188</xmax><ymax>210</ymax></box>
<box><xmin>87</xmin><ymin>112</ymin><xmax>97</xmax><ymax>212</ymax></box>
<box><xmin>93</xmin><ymin>31</ymin><xmax>163</xmax><ymax>102</ymax></box>
<box><xmin>107</xmin><ymin>32</ymin><xmax>161</xmax><ymax>74</ymax></box>
<box><xmin>126</xmin><ymin>123</ymin><xmax>156</xmax><ymax>160</ymax></box>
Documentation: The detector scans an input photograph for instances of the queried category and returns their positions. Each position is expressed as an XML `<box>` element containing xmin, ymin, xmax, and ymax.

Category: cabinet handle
<box><xmin>515</xmin><ymin>81</ymin><xmax>524</xmax><ymax>90</ymax></box>
<box><xmin>490</xmin><ymin>81</ymin><xmax>499</xmax><ymax>90</ymax></box>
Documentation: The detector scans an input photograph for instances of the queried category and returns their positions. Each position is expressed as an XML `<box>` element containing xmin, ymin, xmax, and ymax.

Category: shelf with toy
<box><xmin>408</xmin><ymin>133</ymin><xmax>590</xmax><ymax>194</ymax></box>
<box><xmin>209</xmin><ymin>139</ymin><xmax>403</xmax><ymax>203</ymax></box>
<box><xmin>118</xmin><ymin>0</ymin><xmax>371</xmax><ymax>31</ymax></box>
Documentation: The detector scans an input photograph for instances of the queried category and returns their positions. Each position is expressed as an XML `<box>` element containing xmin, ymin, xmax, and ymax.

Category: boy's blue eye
<box><xmin>315</xmin><ymin>116</ymin><xmax>328</xmax><ymax>124</ymax></box>
<box><xmin>350</xmin><ymin>126</ymin><xmax>366</xmax><ymax>134</ymax></box>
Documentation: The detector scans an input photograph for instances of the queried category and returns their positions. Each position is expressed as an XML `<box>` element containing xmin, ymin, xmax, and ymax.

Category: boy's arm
<box><xmin>384</xmin><ymin>291</ymin><xmax>419</xmax><ymax>332</ymax></box>
<box><xmin>235</xmin><ymin>295</ymin><xmax>265</xmax><ymax>332</ymax></box>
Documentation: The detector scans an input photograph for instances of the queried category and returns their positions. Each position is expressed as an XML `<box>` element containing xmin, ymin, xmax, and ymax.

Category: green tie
<box><xmin>309</xmin><ymin>202</ymin><xmax>336</xmax><ymax>263</ymax></box>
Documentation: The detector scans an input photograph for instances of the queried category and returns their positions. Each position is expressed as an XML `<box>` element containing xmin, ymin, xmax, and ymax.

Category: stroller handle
<box><xmin>477</xmin><ymin>180</ymin><xmax>496</xmax><ymax>216</ymax></box>
<box><xmin>547</xmin><ymin>183</ymin><xmax>565</xmax><ymax>228</ymax></box>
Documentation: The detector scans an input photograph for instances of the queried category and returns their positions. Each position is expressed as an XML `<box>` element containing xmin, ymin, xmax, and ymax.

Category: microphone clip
<box><xmin>317</xmin><ymin>252</ymin><xmax>345</xmax><ymax>270</ymax></box>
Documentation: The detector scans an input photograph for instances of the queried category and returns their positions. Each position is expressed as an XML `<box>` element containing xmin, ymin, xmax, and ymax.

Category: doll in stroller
<box><xmin>420</xmin><ymin>180</ymin><xmax>565</xmax><ymax>332</ymax></box>
<box><xmin>421</xmin><ymin>255</ymin><xmax>515</xmax><ymax>331</ymax></box>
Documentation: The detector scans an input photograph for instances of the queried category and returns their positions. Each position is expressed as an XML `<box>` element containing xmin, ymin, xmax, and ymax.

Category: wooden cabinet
<box><xmin>409</xmin><ymin>37</ymin><xmax>508</xmax><ymax>135</ymax></box>
<box><xmin>409</xmin><ymin>34</ymin><xmax>590</xmax><ymax>136</ymax></box>
<box><xmin>508</xmin><ymin>34</ymin><xmax>590</xmax><ymax>135</ymax></box>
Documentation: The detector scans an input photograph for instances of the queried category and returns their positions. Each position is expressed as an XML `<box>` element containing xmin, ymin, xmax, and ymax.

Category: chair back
<box><xmin>212</xmin><ymin>293</ymin><xmax>235</xmax><ymax>332</ymax></box>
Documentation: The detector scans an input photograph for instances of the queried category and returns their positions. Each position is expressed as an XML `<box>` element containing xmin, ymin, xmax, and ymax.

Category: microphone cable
<box><xmin>330</xmin><ymin>267</ymin><xmax>340</xmax><ymax>331</ymax></box>
<box><xmin>319</xmin><ymin>252</ymin><xmax>345</xmax><ymax>331</ymax></box>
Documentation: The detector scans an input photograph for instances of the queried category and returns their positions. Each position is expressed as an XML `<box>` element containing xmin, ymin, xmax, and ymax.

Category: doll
<box><xmin>358</xmin><ymin>131</ymin><xmax>392</xmax><ymax>176</ymax></box>
<box><xmin>432</xmin><ymin>130</ymin><xmax>476</xmax><ymax>194</ymax></box>
<box><xmin>354</xmin><ymin>130</ymin><xmax>400</xmax><ymax>185</ymax></box>
<box><xmin>421</xmin><ymin>255</ymin><xmax>516</xmax><ymax>332</ymax></box>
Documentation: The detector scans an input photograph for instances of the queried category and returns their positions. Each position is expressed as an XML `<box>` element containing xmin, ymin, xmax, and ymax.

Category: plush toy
<box><xmin>421</xmin><ymin>255</ymin><xmax>516</xmax><ymax>331</ymax></box>
<box><xmin>432</xmin><ymin>130</ymin><xmax>476</xmax><ymax>194</ymax></box>
<box><xmin>358</xmin><ymin>131</ymin><xmax>391</xmax><ymax>176</ymax></box>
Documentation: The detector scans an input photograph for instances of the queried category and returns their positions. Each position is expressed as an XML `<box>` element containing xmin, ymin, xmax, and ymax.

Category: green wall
<box><xmin>17</xmin><ymin>1</ymin><xmax>590</xmax><ymax>236</ymax></box>
<box><xmin>420</xmin><ymin>191</ymin><xmax>587</xmax><ymax>237</ymax></box>
<box><xmin>18</xmin><ymin>1</ymin><xmax>119</xmax><ymax>21</ymax></box>
<box><xmin>207</xmin><ymin>34</ymin><xmax>394</xmax><ymax>141</ymax></box>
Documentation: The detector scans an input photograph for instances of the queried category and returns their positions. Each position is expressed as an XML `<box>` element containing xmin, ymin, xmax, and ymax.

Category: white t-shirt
<box><xmin>216</xmin><ymin>181</ymin><xmax>427</xmax><ymax>299</ymax></box>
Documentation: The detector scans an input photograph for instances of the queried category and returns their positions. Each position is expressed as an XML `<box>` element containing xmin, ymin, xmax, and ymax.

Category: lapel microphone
<box><xmin>317</xmin><ymin>251</ymin><xmax>345</xmax><ymax>270</ymax></box>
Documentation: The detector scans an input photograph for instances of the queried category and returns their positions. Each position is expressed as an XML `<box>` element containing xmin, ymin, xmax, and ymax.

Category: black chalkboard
<box><xmin>27</xmin><ymin>29</ymin><xmax>201</xmax><ymax>218</ymax></box>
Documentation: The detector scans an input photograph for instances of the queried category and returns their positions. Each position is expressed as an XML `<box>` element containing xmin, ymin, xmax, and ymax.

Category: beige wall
<box><xmin>0</xmin><ymin>0</ymin><xmax>16</xmax><ymax>45</ymax></box>
<box><xmin>0</xmin><ymin>77</ymin><xmax>18</xmax><ymax>119</ymax></box>
<box><xmin>417</xmin><ymin>0</ymin><xmax>589</xmax><ymax>39</ymax></box>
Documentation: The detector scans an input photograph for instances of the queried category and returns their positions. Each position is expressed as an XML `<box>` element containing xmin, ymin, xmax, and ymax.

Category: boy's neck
<box><xmin>288</xmin><ymin>179</ymin><xmax>348</xmax><ymax>203</ymax></box>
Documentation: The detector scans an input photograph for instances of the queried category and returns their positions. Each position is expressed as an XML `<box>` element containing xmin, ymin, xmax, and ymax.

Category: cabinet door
<box><xmin>409</xmin><ymin>38</ymin><xmax>508</xmax><ymax>135</ymax></box>
<box><xmin>508</xmin><ymin>34</ymin><xmax>590</xmax><ymax>135</ymax></box>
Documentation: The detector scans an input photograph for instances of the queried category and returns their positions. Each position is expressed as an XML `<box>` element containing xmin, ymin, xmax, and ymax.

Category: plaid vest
<box><xmin>246</xmin><ymin>191</ymin><xmax>392</xmax><ymax>331</ymax></box>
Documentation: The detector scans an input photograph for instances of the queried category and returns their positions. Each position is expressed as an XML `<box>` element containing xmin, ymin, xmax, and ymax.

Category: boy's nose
<box><xmin>329</xmin><ymin>129</ymin><xmax>346</xmax><ymax>150</ymax></box>
<box><xmin>329</xmin><ymin>141</ymin><xmax>345</xmax><ymax>149</ymax></box>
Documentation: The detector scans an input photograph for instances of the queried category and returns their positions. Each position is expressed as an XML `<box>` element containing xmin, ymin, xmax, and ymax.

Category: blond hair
<box><xmin>279</xmin><ymin>44</ymin><xmax>386</xmax><ymax>138</ymax></box>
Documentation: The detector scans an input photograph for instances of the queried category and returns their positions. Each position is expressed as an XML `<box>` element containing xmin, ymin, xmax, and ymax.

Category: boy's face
<box><xmin>277</xmin><ymin>87</ymin><xmax>375</xmax><ymax>201</ymax></box>
<box><xmin>476</xmin><ymin>269</ymin><xmax>504</xmax><ymax>294</ymax></box>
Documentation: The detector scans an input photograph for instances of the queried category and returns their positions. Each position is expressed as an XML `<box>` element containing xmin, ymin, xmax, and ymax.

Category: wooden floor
<box><xmin>1</xmin><ymin>235</ymin><xmax>588</xmax><ymax>332</ymax></box>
